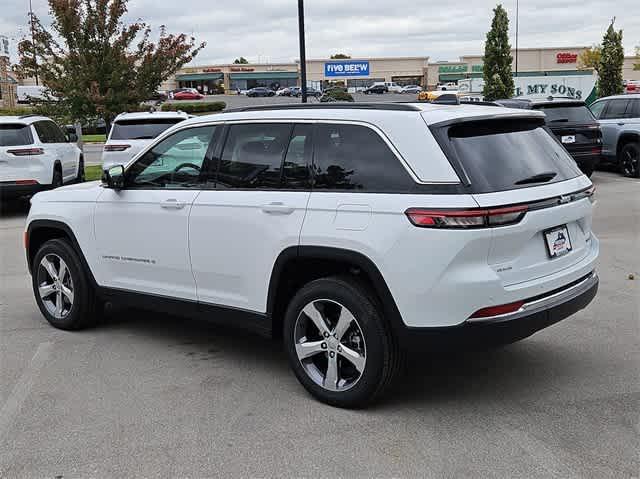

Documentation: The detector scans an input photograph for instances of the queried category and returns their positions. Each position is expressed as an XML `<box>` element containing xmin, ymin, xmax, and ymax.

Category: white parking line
<box><xmin>0</xmin><ymin>341</ymin><xmax>53</xmax><ymax>440</ymax></box>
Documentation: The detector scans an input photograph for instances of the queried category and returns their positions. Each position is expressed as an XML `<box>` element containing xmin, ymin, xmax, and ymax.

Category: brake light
<box><xmin>7</xmin><ymin>148</ymin><xmax>44</xmax><ymax>156</ymax></box>
<box><xmin>585</xmin><ymin>185</ymin><xmax>596</xmax><ymax>203</ymax></box>
<box><xmin>405</xmin><ymin>205</ymin><xmax>527</xmax><ymax>229</ymax></box>
<box><xmin>591</xmin><ymin>146</ymin><xmax>602</xmax><ymax>155</ymax></box>
<box><xmin>469</xmin><ymin>300</ymin><xmax>525</xmax><ymax>318</ymax></box>
<box><xmin>14</xmin><ymin>180</ymin><xmax>39</xmax><ymax>185</ymax></box>
<box><xmin>104</xmin><ymin>144</ymin><xmax>131</xmax><ymax>152</ymax></box>
<box><xmin>23</xmin><ymin>231</ymin><xmax>28</xmax><ymax>249</ymax></box>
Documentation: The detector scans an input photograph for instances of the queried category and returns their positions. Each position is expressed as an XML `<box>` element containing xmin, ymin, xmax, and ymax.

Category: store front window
<box><xmin>230</xmin><ymin>77</ymin><xmax>297</xmax><ymax>91</ymax></box>
<box><xmin>391</xmin><ymin>76</ymin><xmax>423</xmax><ymax>86</ymax></box>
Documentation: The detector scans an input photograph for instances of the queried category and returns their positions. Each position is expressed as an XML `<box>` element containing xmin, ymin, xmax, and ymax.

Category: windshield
<box><xmin>433</xmin><ymin>118</ymin><xmax>581</xmax><ymax>193</ymax></box>
<box><xmin>537</xmin><ymin>105</ymin><xmax>595</xmax><ymax>123</ymax></box>
<box><xmin>0</xmin><ymin>124</ymin><xmax>33</xmax><ymax>147</ymax></box>
<box><xmin>110</xmin><ymin>119</ymin><xmax>184</xmax><ymax>140</ymax></box>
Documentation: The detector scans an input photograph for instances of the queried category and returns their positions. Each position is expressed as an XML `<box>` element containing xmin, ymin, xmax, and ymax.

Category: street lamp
<box><xmin>297</xmin><ymin>0</ymin><xmax>307</xmax><ymax>103</ymax></box>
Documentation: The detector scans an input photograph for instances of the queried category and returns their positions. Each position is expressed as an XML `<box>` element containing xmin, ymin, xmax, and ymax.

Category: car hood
<box><xmin>31</xmin><ymin>180</ymin><xmax>103</xmax><ymax>204</ymax></box>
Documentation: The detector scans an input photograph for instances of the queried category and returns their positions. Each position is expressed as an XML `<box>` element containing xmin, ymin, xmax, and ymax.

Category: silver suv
<box><xmin>589</xmin><ymin>94</ymin><xmax>640</xmax><ymax>177</ymax></box>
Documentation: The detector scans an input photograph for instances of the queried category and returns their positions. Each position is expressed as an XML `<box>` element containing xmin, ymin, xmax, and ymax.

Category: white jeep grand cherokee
<box><xmin>25</xmin><ymin>103</ymin><xmax>599</xmax><ymax>407</ymax></box>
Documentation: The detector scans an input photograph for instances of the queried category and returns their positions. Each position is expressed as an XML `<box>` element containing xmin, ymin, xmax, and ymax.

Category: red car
<box><xmin>173</xmin><ymin>89</ymin><xmax>204</xmax><ymax>100</ymax></box>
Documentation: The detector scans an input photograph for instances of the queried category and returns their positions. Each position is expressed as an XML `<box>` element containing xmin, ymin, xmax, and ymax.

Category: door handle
<box><xmin>617</xmin><ymin>122</ymin><xmax>625</xmax><ymax>126</ymax></box>
<box><xmin>261</xmin><ymin>202</ymin><xmax>295</xmax><ymax>215</ymax></box>
<box><xmin>160</xmin><ymin>198</ymin><xmax>187</xmax><ymax>209</ymax></box>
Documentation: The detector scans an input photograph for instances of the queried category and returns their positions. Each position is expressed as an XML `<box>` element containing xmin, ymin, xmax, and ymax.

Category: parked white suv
<box><xmin>25</xmin><ymin>103</ymin><xmax>599</xmax><ymax>407</ymax></box>
<box><xmin>102</xmin><ymin>111</ymin><xmax>189</xmax><ymax>169</ymax></box>
<box><xmin>1</xmin><ymin>115</ymin><xmax>83</xmax><ymax>200</ymax></box>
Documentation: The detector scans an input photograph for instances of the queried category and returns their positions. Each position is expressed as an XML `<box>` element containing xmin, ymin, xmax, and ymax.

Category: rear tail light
<box><xmin>585</xmin><ymin>185</ymin><xmax>596</xmax><ymax>204</ymax></box>
<box><xmin>14</xmin><ymin>180</ymin><xmax>39</xmax><ymax>185</ymax></box>
<box><xmin>405</xmin><ymin>205</ymin><xmax>528</xmax><ymax>229</ymax></box>
<box><xmin>591</xmin><ymin>146</ymin><xmax>602</xmax><ymax>155</ymax></box>
<box><xmin>103</xmin><ymin>144</ymin><xmax>131</xmax><ymax>152</ymax></box>
<box><xmin>469</xmin><ymin>300</ymin><xmax>525</xmax><ymax>319</ymax></box>
<box><xmin>7</xmin><ymin>148</ymin><xmax>44</xmax><ymax>156</ymax></box>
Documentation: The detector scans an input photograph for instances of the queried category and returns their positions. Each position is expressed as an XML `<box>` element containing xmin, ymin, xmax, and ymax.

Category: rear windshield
<box><xmin>110</xmin><ymin>118</ymin><xmax>184</xmax><ymax>140</ymax></box>
<box><xmin>536</xmin><ymin>105</ymin><xmax>595</xmax><ymax>124</ymax></box>
<box><xmin>0</xmin><ymin>124</ymin><xmax>33</xmax><ymax>146</ymax></box>
<box><xmin>433</xmin><ymin>118</ymin><xmax>581</xmax><ymax>193</ymax></box>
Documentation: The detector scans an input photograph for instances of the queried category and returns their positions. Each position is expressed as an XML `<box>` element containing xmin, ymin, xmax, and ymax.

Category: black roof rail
<box><xmin>18</xmin><ymin>114</ymin><xmax>42</xmax><ymax>119</ymax></box>
<box><xmin>224</xmin><ymin>102</ymin><xmax>422</xmax><ymax>113</ymax></box>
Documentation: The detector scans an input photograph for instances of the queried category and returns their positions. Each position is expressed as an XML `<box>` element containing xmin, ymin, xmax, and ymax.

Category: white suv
<box><xmin>102</xmin><ymin>111</ymin><xmax>189</xmax><ymax>169</ymax></box>
<box><xmin>1</xmin><ymin>115</ymin><xmax>83</xmax><ymax>200</ymax></box>
<box><xmin>25</xmin><ymin>103</ymin><xmax>599</xmax><ymax>407</ymax></box>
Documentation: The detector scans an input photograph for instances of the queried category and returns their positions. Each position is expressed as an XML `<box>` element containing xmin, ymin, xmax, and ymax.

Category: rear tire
<box><xmin>76</xmin><ymin>157</ymin><xmax>85</xmax><ymax>183</ymax></box>
<box><xmin>619</xmin><ymin>142</ymin><xmax>640</xmax><ymax>178</ymax></box>
<box><xmin>32</xmin><ymin>239</ymin><xmax>102</xmax><ymax>330</ymax></box>
<box><xmin>283</xmin><ymin>276</ymin><xmax>400</xmax><ymax>408</ymax></box>
<box><xmin>52</xmin><ymin>167</ymin><xmax>63</xmax><ymax>188</ymax></box>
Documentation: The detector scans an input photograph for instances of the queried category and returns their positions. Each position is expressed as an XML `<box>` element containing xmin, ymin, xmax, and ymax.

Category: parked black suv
<box><xmin>495</xmin><ymin>98</ymin><xmax>602</xmax><ymax>177</ymax></box>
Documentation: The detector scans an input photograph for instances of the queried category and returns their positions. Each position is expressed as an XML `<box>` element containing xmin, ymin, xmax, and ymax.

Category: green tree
<box><xmin>482</xmin><ymin>4</ymin><xmax>514</xmax><ymax>101</ymax></box>
<box><xmin>330</xmin><ymin>53</ymin><xmax>351</xmax><ymax>59</ymax></box>
<box><xmin>598</xmin><ymin>20</ymin><xmax>624</xmax><ymax>97</ymax></box>
<box><xmin>578</xmin><ymin>46</ymin><xmax>601</xmax><ymax>71</ymax></box>
<box><xmin>233</xmin><ymin>57</ymin><xmax>249</xmax><ymax>64</ymax></box>
<box><xmin>17</xmin><ymin>0</ymin><xmax>205</xmax><ymax>129</ymax></box>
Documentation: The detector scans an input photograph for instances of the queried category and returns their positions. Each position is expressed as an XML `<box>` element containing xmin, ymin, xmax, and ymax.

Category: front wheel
<box><xmin>283</xmin><ymin>276</ymin><xmax>400</xmax><ymax>408</ymax></box>
<box><xmin>32</xmin><ymin>238</ymin><xmax>101</xmax><ymax>330</ymax></box>
<box><xmin>619</xmin><ymin>142</ymin><xmax>640</xmax><ymax>178</ymax></box>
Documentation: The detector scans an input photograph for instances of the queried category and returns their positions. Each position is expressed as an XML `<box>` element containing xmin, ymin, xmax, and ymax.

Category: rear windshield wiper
<box><xmin>514</xmin><ymin>171</ymin><xmax>557</xmax><ymax>185</ymax></box>
<box><xmin>547</xmin><ymin>118</ymin><xmax>569</xmax><ymax>123</ymax></box>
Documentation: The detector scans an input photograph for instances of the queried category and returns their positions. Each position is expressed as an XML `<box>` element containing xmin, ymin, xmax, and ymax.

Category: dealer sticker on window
<box><xmin>544</xmin><ymin>226</ymin><xmax>572</xmax><ymax>258</ymax></box>
<box><xmin>561</xmin><ymin>135</ymin><xmax>576</xmax><ymax>144</ymax></box>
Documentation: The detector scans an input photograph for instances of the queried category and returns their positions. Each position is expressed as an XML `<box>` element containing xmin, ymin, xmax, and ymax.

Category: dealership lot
<box><xmin>0</xmin><ymin>171</ymin><xmax>638</xmax><ymax>477</ymax></box>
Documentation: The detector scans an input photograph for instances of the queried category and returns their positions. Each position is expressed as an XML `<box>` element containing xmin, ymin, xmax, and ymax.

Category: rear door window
<box><xmin>110</xmin><ymin>118</ymin><xmax>185</xmax><ymax>140</ymax></box>
<box><xmin>589</xmin><ymin>100</ymin><xmax>607</xmax><ymax>119</ymax></box>
<box><xmin>601</xmin><ymin>99</ymin><xmax>631</xmax><ymax>119</ymax></box>
<box><xmin>432</xmin><ymin>118</ymin><xmax>581</xmax><ymax>194</ymax></box>
<box><xmin>536</xmin><ymin>105</ymin><xmax>595</xmax><ymax>124</ymax></box>
<box><xmin>0</xmin><ymin>124</ymin><xmax>33</xmax><ymax>146</ymax></box>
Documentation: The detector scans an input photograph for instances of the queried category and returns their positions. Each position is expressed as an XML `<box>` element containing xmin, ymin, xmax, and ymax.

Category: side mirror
<box><xmin>102</xmin><ymin>165</ymin><xmax>125</xmax><ymax>189</ymax></box>
<box><xmin>67</xmin><ymin>132</ymin><xmax>78</xmax><ymax>143</ymax></box>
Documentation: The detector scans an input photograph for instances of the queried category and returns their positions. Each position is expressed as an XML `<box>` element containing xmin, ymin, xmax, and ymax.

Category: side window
<box><xmin>312</xmin><ymin>123</ymin><xmax>412</xmax><ymax>191</ymax></box>
<box><xmin>47</xmin><ymin>121</ymin><xmax>66</xmax><ymax>143</ymax></box>
<box><xmin>126</xmin><ymin>125</ymin><xmax>217</xmax><ymax>188</ymax></box>
<box><xmin>602</xmin><ymin>99</ymin><xmax>630</xmax><ymax>119</ymax></box>
<box><xmin>283</xmin><ymin>124</ymin><xmax>312</xmax><ymax>189</ymax></box>
<box><xmin>216</xmin><ymin>123</ymin><xmax>292</xmax><ymax>189</ymax></box>
<box><xmin>630</xmin><ymin>99</ymin><xmax>640</xmax><ymax>118</ymax></box>
<box><xmin>33</xmin><ymin>121</ymin><xmax>52</xmax><ymax>143</ymax></box>
<box><xmin>589</xmin><ymin>101</ymin><xmax>607</xmax><ymax>119</ymax></box>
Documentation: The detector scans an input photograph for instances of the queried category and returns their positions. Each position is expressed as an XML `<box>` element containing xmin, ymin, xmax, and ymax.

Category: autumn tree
<box><xmin>233</xmin><ymin>57</ymin><xmax>249</xmax><ymax>64</ymax></box>
<box><xmin>482</xmin><ymin>4</ymin><xmax>514</xmax><ymax>101</ymax></box>
<box><xmin>578</xmin><ymin>46</ymin><xmax>601</xmax><ymax>71</ymax></box>
<box><xmin>598</xmin><ymin>19</ymin><xmax>624</xmax><ymax>97</ymax></box>
<box><xmin>330</xmin><ymin>53</ymin><xmax>351</xmax><ymax>59</ymax></box>
<box><xmin>17</xmin><ymin>0</ymin><xmax>205</xmax><ymax>128</ymax></box>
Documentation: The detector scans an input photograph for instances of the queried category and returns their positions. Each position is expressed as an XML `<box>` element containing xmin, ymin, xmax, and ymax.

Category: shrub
<box><xmin>322</xmin><ymin>90</ymin><xmax>354</xmax><ymax>102</ymax></box>
<box><xmin>161</xmin><ymin>102</ymin><xmax>226</xmax><ymax>114</ymax></box>
<box><xmin>0</xmin><ymin>106</ymin><xmax>35</xmax><ymax>116</ymax></box>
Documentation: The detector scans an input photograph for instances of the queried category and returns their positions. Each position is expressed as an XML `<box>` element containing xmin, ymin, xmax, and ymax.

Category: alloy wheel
<box><xmin>293</xmin><ymin>299</ymin><xmax>367</xmax><ymax>392</ymax></box>
<box><xmin>621</xmin><ymin>146</ymin><xmax>639</xmax><ymax>177</ymax></box>
<box><xmin>37</xmin><ymin>254</ymin><xmax>74</xmax><ymax>319</ymax></box>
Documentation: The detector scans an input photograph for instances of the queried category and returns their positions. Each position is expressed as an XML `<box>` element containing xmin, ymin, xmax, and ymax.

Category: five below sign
<box><xmin>324</xmin><ymin>61</ymin><xmax>370</xmax><ymax>77</ymax></box>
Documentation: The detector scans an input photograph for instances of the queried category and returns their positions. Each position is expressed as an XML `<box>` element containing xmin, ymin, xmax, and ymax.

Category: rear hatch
<box><xmin>430</xmin><ymin>115</ymin><xmax>594</xmax><ymax>286</ymax></box>
<box><xmin>103</xmin><ymin>117</ymin><xmax>186</xmax><ymax>166</ymax></box>
<box><xmin>535</xmin><ymin>103</ymin><xmax>602</xmax><ymax>157</ymax></box>
<box><xmin>0</xmin><ymin>123</ymin><xmax>37</xmax><ymax>182</ymax></box>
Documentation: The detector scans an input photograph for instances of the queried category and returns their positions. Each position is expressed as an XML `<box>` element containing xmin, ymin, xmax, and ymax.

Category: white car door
<box><xmin>93</xmin><ymin>125</ymin><xmax>219</xmax><ymax>300</ymax></box>
<box><xmin>48</xmin><ymin>121</ymin><xmax>77</xmax><ymax>181</ymax></box>
<box><xmin>596</xmin><ymin>98</ymin><xmax>630</xmax><ymax>159</ymax></box>
<box><xmin>189</xmin><ymin>122</ymin><xmax>312</xmax><ymax>313</ymax></box>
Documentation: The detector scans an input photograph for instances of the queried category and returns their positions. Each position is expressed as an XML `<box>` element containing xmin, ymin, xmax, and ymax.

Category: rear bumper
<box><xmin>0</xmin><ymin>182</ymin><xmax>45</xmax><ymax>200</ymax></box>
<box><xmin>568</xmin><ymin>151</ymin><xmax>600</xmax><ymax>170</ymax></box>
<box><xmin>396</xmin><ymin>271</ymin><xmax>598</xmax><ymax>352</ymax></box>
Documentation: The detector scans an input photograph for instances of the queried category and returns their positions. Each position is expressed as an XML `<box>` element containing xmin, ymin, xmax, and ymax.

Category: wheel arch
<box><xmin>267</xmin><ymin>246</ymin><xmax>404</xmax><ymax>339</ymax></box>
<box><xmin>26</xmin><ymin>220</ymin><xmax>98</xmax><ymax>290</ymax></box>
<box><xmin>617</xmin><ymin>131</ymin><xmax>640</xmax><ymax>155</ymax></box>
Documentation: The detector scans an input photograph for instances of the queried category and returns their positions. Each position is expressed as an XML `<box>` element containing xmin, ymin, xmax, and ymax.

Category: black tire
<box><xmin>32</xmin><ymin>238</ymin><xmax>101</xmax><ymax>330</ymax></box>
<box><xmin>619</xmin><ymin>142</ymin><xmax>640</xmax><ymax>178</ymax></box>
<box><xmin>581</xmin><ymin>164</ymin><xmax>594</xmax><ymax>178</ymax></box>
<box><xmin>52</xmin><ymin>167</ymin><xmax>63</xmax><ymax>188</ymax></box>
<box><xmin>283</xmin><ymin>276</ymin><xmax>401</xmax><ymax>408</ymax></box>
<box><xmin>76</xmin><ymin>157</ymin><xmax>85</xmax><ymax>183</ymax></box>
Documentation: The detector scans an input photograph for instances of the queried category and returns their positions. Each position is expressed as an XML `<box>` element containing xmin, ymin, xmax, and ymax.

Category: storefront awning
<box><xmin>229</xmin><ymin>72</ymin><xmax>298</xmax><ymax>80</ymax></box>
<box><xmin>176</xmin><ymin>73</ymin><xmax>223</xmax><ymax>81</ymax></box>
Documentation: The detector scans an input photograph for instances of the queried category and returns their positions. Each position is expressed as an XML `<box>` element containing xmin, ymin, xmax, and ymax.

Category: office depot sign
<box><xmin>556</xmin><ymin>52</ymin><xmax>578</xmax><ymax>64</ymax></box>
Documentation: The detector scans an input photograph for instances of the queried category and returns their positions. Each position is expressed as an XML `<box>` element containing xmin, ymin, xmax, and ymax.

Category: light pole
<box><xmin>297</xmin><ymin>0</ymin><xmax>307</xmax><ymax>103</ymax></box>
<box><xmin>29</xmin><ymin>0</ymin><xmax>39</xmax><ymax>85</ymax></box>
<box><xmin>514</xmin><ymin>0</ymin><xmax>519</xmax><ymax>77</ymax></box>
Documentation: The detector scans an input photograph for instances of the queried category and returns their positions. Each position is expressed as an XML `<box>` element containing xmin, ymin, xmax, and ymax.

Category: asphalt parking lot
<box><xmin>0</xmin><ymin>171</ymin><xmax>638</xmax><ymax>478</ymax></box>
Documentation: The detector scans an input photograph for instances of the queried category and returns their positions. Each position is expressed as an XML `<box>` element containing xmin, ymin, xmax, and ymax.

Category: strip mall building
<box><xmin>168</xmin><ymin>46</ymin><xmax>639</xmax><ymax>93</ymax></box>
